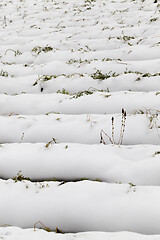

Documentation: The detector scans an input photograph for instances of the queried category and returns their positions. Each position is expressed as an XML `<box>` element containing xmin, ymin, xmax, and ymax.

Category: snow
<box><xmin>1</xmin><ymin>227</ymin><xmax>160</xmax><ymax>240</ymax></box>
<box><xmin>0</xmin><ymin>143</ymin><xmax>160</xmax><ymax>185</ymax></box>
<box><xmin>0</xmin><ymin>114</ymin><xmax>159</xmax><ymax>144</ymax></box>
<box><xmin>1</xmin><ymin>179</ymin><xmax>160</xmax><ymax>234</ymax></box>
<box><xmin>0</xmin><ymin>91</ymin><xmax>159</xmax><ymax>115</ymax></box>
<box><xmin>0</xmin><ymin>0</ymin><xmax>160</xmax><ymax>238</ymax></box>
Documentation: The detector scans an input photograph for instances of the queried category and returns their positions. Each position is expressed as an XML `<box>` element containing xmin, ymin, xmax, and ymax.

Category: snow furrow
<box><xmin>0</xmin><ymin>143</ymin><xmax>160</xmax><ymax>185</ymax></box>
<box><xmin>0</xmin><ymin>114</ymin><xmax>159</xmax><ymax>144</ymax></box>
<box><xmin>0</xmin><ymin>75</ymin><xmax>160</xmax><ymax>94</ymax></box>
<box><xmin>0</xmin><ymin>91</ymin><xmax>159</xmax><ymax>115</ymax></box>
<box><xmin>1</xmin><ymin>179</ymin><xmax>160</xmax><ymax>234</ymax></box>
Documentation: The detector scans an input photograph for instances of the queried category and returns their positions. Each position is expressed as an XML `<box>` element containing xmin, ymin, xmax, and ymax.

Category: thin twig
<box><xmin>100</xmin><ymin>129</ymin><xmax>113</xmax><ymax>144</ymax></box>
<box><xmin>34</xmin><ymin>221</ymin><xmax>51</xmax><ymax>232</ymax></box>
<box><xmin>111</xmin><ymin>116</ymin><xmax>115</xmax><ymax>144</ymax></box>
<box><xmin>120</xmin><ymin>110</ymin><xmax>126</xmax><ymax>145</ymax></box>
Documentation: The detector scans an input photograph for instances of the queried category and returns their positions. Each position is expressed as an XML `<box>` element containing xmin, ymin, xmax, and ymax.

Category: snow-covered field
<box><xmin>0</xmin><ymin>0</ymin><xmax>160</xmax><ymax>239</ymax></box>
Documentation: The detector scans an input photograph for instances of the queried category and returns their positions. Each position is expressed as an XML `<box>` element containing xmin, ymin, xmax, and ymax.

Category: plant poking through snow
<box><xmin>91</xmin><ymin>70</ymin><xmax>118</xmax><ymax>80</ymax></box>
<box><xmin>12</xmin><ymin>171</ymin><xmax>31</xmax><ymax>182</ymax></box>
<box><xmin>34</xmin><ymin>221</ymin><xmax>63</xmax><ymax>233</ymax></box>
<box><xmin>154</xmin><ymin>151</ymin><xmax>160</xmax><ymax>156</ymax></box>
<box><xmin>5</xmin><ymin>49</ymin><xmax>22</xmax><ymax>56</ymax></box>
<box><xmin>0</xmin><ymin>70</ymin><xmax>8</xmax><ymax>77</ymax></box>
<box><xmin>33</xmin><ymin>75</ymin><xmax>55</xmax><ymax>86</ymax></box>
<box><xmin>100</xmin><ymin>109</ymin><xmax>127</xmax><ymax>145</ymax></box>
<box><xmin>45</xmin><ymin>138</ymin><xmax>57</xmax><ymax>148</ymax></box>
<box><xmin>127</xmin><ymin>182</ymin><xmax>136</xmax><ymax>193</ymax></box>
<box><xmin>133</xmin><ymin>109</ymin><xmax>160</xmax><ymax>135</ymax></box>
<box><xmin>32</xmin><ymin>45</ymin><xmax>53</xmax><ymax>55</ymax></box>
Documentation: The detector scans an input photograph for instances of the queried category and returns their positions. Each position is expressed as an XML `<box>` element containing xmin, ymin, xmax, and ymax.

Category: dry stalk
<box><xmin>118</xmin><ymin>108</ymin><xmax>126</xmax><ymax>145</ymax></box>
<box><xmin>34</xmin><ymin>221</ymin><xmax>63</xmax><ymax>233</ymax></box>
<box><xmin>100</xmin><ymin>108</ymin><xmax>127</xmax><ymax>145</ymax></box>
<box><xmin>34</xmin><ymin>221</ymin><xmax>51</xmax><ymax>232</ymax></box>
<box><xmin>111</xmin><ymin>116</ymin><xmax>115</xmax><ymax>144</ymax></box>
<box><xmin>100</xmin><ymin>129</ymin><xmax>113</xmax><ymax>144</ymax></box>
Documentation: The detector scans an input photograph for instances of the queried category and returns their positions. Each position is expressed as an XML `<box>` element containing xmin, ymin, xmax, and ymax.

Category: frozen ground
<box><xmin>0</xmin><ymin>0</ymin><xmax>160</xmax><ymax>239</ymax></box>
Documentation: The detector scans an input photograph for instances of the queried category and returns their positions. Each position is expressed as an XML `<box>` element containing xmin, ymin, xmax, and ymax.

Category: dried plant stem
<box><xmin>111</xmin><ymin>116</ymin><xmax>115</xmax><ymax>144</ymax></box>
<box><xmin>118</xmin><ymin>109</ymin><xmax>126</xmax><ymax>145</ymax></box>
<box><xmin>100</xmin><ymin>108</ymin><xmax>127</xmax><ymax>145</ymax></box>
<box><xmin>34</xmin><ymin>221</ymin><xmax>51</xmax><ymax>232</ymax></box>
<box><xmin>100</xmin><ymin>129</ymin><xmax>113</xmax><ymax>144</ymax></box>
<box><xmin>119</xmin><ymin>110</ymin><xmax>126</xmax><ymax>145</ymax></box>
<box><xmin>20</xmin><ymin>132</ymin><xmax>24</xmax><ymax>143</ymax></box>
<box><xmin>34</xmin><ymin>221</ymin><xmax>63</xmax><ymax>233</ymax></box>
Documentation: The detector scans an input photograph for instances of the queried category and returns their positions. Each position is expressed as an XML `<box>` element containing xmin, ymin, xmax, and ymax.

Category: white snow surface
<box><xmin>0</xmin><ymin>143</ymin><xmax>160</xmax><ymax>185</ymax></box>
<box><xmin>0</xmin><ymin>0</ymin><xmax>160</xmax><ymax>238</ymax></box>
<box><xmin>1</xmin><ymin>227</ymin><xmax>160</xmax><ymax>240</ymax></box>
<box><xmin>0</xmin><ymin>114</ymin><xmax>159</xmax><ymax>144</ymax></box>
<box><xmin>0</xmin><ymin>91</ymin><xmax>159</xmax><ymax>115</ymax></box>
<box><xmin>1</xmin><ymin>179</ymin><xmax>160</xmax><ymax>234</ymax></box>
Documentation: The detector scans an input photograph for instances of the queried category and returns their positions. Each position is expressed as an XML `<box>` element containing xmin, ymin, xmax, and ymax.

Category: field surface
<box><xmin>0</xmin><ymin>0</ymin><xmax>160</xmax><ymax>239</ymax></box>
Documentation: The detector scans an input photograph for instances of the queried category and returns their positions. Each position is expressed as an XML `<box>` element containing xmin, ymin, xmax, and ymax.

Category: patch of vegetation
<box><xmin>154</xmin><ymin>151</ymin><xmax>160</xmax><ymax>156</ymax></box>
<box><xmin>91</xmin><ymin>70</ymin><xmax>119</xmax><ymax>80</ymax></box>
<box><xmin>32</xmin><ymin>45</ymin><xmax>53</xmax><ymax>55</ymax></box>
<box><xmin>66</xmin><ymin>73</ymin><xmax>84</xmax><ymax>78</ymax></box>
<box><xmin>46</xmin><ymin>111</ymin><xmax>60</xmax><ymax>115</ymax></box>
<box><xmin>102</xmin><ymin>57</ymin><xmax>122</xmax><ymax>62</ymax></box>
<box><xmin>129</xmin><ymin>182</ymin><xmax>136</xmax><ymax>187</ymax></box>
<box><xmin>133</xmin><ymin>109</ymin><xmax>145</xmax><ymax>115</ymax></box>
<box><xmin>56</xmin><ymin>118</ymin><xmax>61</xmax><ymax>121</ymax></box>
<box><xmin>123</xmin><ymin>71</ymin><xmax>160</xmax><ymax>81</ymax></box>
<box><xmin>45</xmin><ymin>138</ymin><xmax>57</xmax><ymax>148</ymax></box>
<box><xmin>148</xmin><ymin>112</ymin><xmax>159</xmax><ymax>130</ymax></box>
<box><xmin>57</xmin><ymin>88</ymin><xmax>110</xmax><ymax>98</ymax></box>
<box><xmin>12</xmin><ymin>171</ymin><xmax>31</xmax><ymax>182</ymax></box>
<box><xmin>127</xmin><ymin>182</ymin><xmax>136</xmax><ymax>193</ymax></box>
<box><xmin>124</xmin><ymin>70</ymin><xmax>142</xmax><ymax>75</ymax></box>
<box><xmin>66</xmin><ymin>58</ymin><xmax>92</xmax><ymax>65</ymax></box>
<box><xmin>33</xmin><ymin>75</ymin><xmax>56</xmax><ymax>86</ymax></box>
<box><xmin>72</xmin><ymin>90</ymin><xmax>94</xmax><ymax>98</ymax></box>
<box><xmin>0</xmin><ymin>70</ymin><xmax>8</xmax><ymax>77</ymax></box>
<box><xmin>150</xmin><ymin>17</ymin><xmax>158</xmax><ymax>23</ymax></box>
<box><xmin>133</xmin><ymin>109</ymin><xmax>160</xmax><ymax>131</ymax></box>
<box><xmin>77</xmin><ymin>46</ymin><xmax>92</xmax><ymax>52</ymax></box>
<box><xmin>142</xmin><ymin>72</ymin><xmax>160</xmax><ymax>77</ymax></box>
<box><xmin>117</xmin><ymin>35</ymin><xmax>135</xmax><ymax>42</ymax></box>
<box><xmin>2</xmin><ymin>62</ymin><xmax>16</xmax><ymax>65</ymax></box>
<box><xmin>107</xmin><ymin>35</ymin><xmax>134</xmax><ymax>45</ymax></box>
<box><xmin>30</xmin><ymin>25</ymin><xmax>41</xmax><ymax>29</ymax></box>
<box><xmin>57</xmin><ymin>88</ymin><xmax>71</xmax><ymax>95</ymax></box>
<box><xmin>104</xmin><ymin>94</ymin><xmax>111</xmax><ymax>98</ymax></box>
